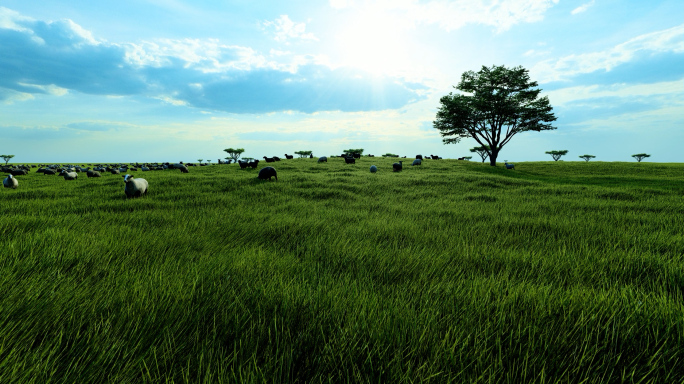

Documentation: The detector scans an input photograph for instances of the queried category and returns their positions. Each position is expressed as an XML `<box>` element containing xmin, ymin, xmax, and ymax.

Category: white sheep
<box><xmin>3</xmin><ymin>174</ymin><xmax>18</xmax><ymax>189</ymax></box>
<box><xmin>61</xmin><ymin>170</ymin><xmax>78</xmax><ymax>180</ymax></box>
<box><xmin>123</xmin><ymin>174</ymin><xmax>148</xmax><ymax>198</ymax></box>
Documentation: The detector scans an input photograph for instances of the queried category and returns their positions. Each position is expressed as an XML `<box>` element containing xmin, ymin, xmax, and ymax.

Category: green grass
<box><xmin>1</xmin><ymin>159</ymin><xmax>684</xmax><ymax>383</ymax></box>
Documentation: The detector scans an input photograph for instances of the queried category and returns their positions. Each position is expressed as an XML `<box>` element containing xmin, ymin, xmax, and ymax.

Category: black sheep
<box><xmin>393</xmin><ymin>161</ymin><xmax>403</xmax><ymax>172</ymax></box>
<box><xmin>345</xmin><ymin>157</ymin><xmax>356</xmax><ymax>164</ymax></box>
<box><xmin>258</xmin><ymin>167</ymin><xmax>277</xmax><ymax>181</ymax></box>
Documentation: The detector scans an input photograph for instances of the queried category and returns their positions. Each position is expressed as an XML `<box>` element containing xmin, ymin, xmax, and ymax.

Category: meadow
<box><xmin>1</xmin><ymin>158</ymin><xmax>683</xmax><ymax>383</ymax></box>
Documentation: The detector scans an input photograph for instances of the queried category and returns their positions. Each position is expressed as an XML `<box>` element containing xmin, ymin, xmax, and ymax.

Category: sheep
<box><xmin>317</xmin><ymin>156</ymin><xmax>328</xmax><ymax>163</ymax></box>
<box><xmin>353</xmin><ymin>153</ymin><xmax>361</xmax><ymax>159</ymax></box>
<box><xmin>3</xmin><ymin>174</ymin><xmax>18</xmax><ymax>189</ymax></box>
<box><xmin>370</xmin><ymin>165</ymin><xmax>378</xmax><ymax>173</ymax></box>
<box><xmin>416</xmin><ymin>155</ymin><xmax>423</xmax><ymax>160</ymax></box>
<box><xmin>393</xmin><ymin>161</ymin><xmax>403</xmax><ymax>172</ymax></box>
<box><xmin>412</xmin><ymin>159</ymin><xmax>422</xmax><ymax>166</ymax></box>
<box><xmin>430</xmin><ymin>155</ymin><xmax>439</xmax><ymax>160</ymax></box>
<box><xmin>86</xmin><ymin>170</ymin><xmax>102</xmax><ymax>178</ymax></box>
<box><xmin>344</xmin><ymin>157</ymin><xmax>356</xmax><ymax>164</ymax></box>
<box><xmin>123</xmin><ymin>174</ymin><xmax>148</xmax><ymax>198</ymax></box>
<box><xmin>43</xmin><ymin>169</ymin><xmax>57</xmax><ymax>175</ymax></box>
<box><xmin>249</xmin><ymin>160</ymin><xmax>260</xmax><ymax>168</ymax></box>
<box><xmin>258</xmin><ymin>167</ymin><xmax>277</xmax><ymax>181</ymax></box>
<box><xmin>309</xmin><ymin>153</ymin><xmax>314</xmax><ymax>158</ymax></box>
<box><xmin>273</xmin><ymin>156</ymin><xmax>281</xmax><ymax>161</ymax></box>
<box><xmin>110</xmin><ymin>169</ymin><xmax>120</xmax><ymax>175</ymax></box>
<box><xmin>263</xmin><ymin>156</ymin><xmax>275</xmax><ymax>163</ymax></box>
<box><xmin>238</xmin><ymin>160</ymin><xmax>249</xmax><ymax>169</ymax></box>
<box><xmin>61</xmin><ymin>170</ymin><xmax>78</xmax><ymax>180</ymax></box>
<box><xmin>141</xmin><ymin>166</ymin><xmax>150</xmax><ymax>171</ymax></box>
<box><xmin>178</xmin><ymin>165</ymin><xmax>189</xmax><ymax>173</ymax></box>
<box><xmin>284</xmin><ymin>154</ymin><xmax>294</xmax><ymax>159</ymax></box>
<box><xmin>10</xmin><ymin>169</ymin><xmax>27</xmax><ymax>176</ymax></box>
<box><xmin>505</xmin><ymin>162</ymin><xmax>515</xmax><ymax>170</ymax></box>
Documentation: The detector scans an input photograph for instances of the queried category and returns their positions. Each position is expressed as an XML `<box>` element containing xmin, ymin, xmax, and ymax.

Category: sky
<box><xmin>1</xmin><ymin>0</ymin><xmax>682</xmax><ymax>163</ymax></box>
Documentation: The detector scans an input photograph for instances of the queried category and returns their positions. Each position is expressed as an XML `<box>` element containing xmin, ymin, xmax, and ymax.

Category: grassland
<box><xmin>1</xmin><ymin>159</ymin><xmax>683</xmax><ymax>383</ymax></box>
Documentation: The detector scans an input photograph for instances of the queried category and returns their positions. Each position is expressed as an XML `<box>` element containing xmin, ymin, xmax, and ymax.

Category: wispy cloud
<box><xmin>261</xmin><ymin>15</ymin><xmax>318</xmax><ymax>43</ymax></box>
<box><xmin>329</xmin><ymin>0</ymin><xmax>560</xmax><ymax>32</ymax></box>
<box><xmin>533</xmin><ymin>24</ymin><xmax>684</xmax><ymax>83</ymax></box>
<box><xmin>571</xmin><ymin>0</ymin><xmax>595</xmax><ymax>15</ymax></box>
<box><xmin>0</xmin><ymin>8</ymin><xmax>424</xmax><ymax>114</ymax></box>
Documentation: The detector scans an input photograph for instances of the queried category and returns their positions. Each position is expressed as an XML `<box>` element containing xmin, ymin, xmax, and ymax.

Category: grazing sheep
<box><xmin>10</xmin><ymin>169</ymin><xmax>27</xmax><ymax>176</ymax></box>
<box><xmin>412</xmin><ymin>159</ymin><xmax>422</xmax><ymax>166</ymax></box>
<box><xmin>62</xmin><ymin>170</ymin><xmax>78</xmax><ymax>180</ymax></box>
<box><xmin>111</xmin><ymin>169</ymin><xmax>120</xmax><ymax>175</ymax></box>
<box><xmin>43</xmin><ymin>169</ymin><xmax>57</xmax><ymax>175</ymax></box>
<box><xmin>430</xmin><ymin>155</ymin><xmax>439</xmax><ymax>160</ymax></box>
<box><xmin>258</xmin><ymin>167</ymin><xmax>277</xmax><ymax>181</ymax></box>
<box><xmin>344</xmin><ymin>157</ymin><xmax>356</xmax><ymax>164</ymax></box>
<box><xmin>141</xmin><ymin>166</ymin><xmax>150</xmax><ymax>171</ymax></box>
<box><xmin>318</xmin><ymin>156</ymin><xmax>328</xmax><ymax>163</ymax></box>
<box><xmin>3</xmin><ymin>174</ymin><xmax>18</xmax><ymax>189</ymax></box>
<box><xmin>249</xmin><ymin>160</ymin><xmax>260</xmax><ymax>168</ymax></box>
<box><xmin>353</xmin><ymin>153</ymin><xmax>361</xmax><ymax>159</ymax></box>
<box><xmin>457</xmin><ymin>157</ymin><xmax>465</xmax><ymax>160</ymax></box>
<box><xmin>86</xmin><ymin>170</ymin><xmax>102</xmax><ymax>178</ymax></box>
<box><xmin>370</xmin><ymin>165</ymin><xmax>378</xmax><ymax>173</ymax></box>
<box><xmin>505</xmin><ymin>162</ymin><xmax>515</xmax><ymax>170</ymax></box>
<box><xmin>393</xmin><ymin>161</ymin><xmax>403</xmax><ymax>172</ymax></box>
<box><xmin>273</xmin><ymin>156</ymin><xmax>281</xmax><ymax>161</ymax></box>
<box><xmin>123</xmin><ymin>174</ymin><xmax>148</xmax><ymax>198</ymax></box>
<box><xmin>263</xmin><ymin>156</ymin><xmax>275</xmax><ymax>163</ymax></box>
<box><xmin>238</xmin><ymin>160</ymin><xmax>249</xmax><ymax>169</ymax></box>
<box><xmin>284</xmin><ymin>154</ymin><xmax>294</xmax><ymax>159</ymax></box>
<box><xmin>178</xmin><ymin>165</ymin><xmax>189</xmax><ymax>173</ymax></box>
<box><xmin>416</xmin><ymin>155</ymin><xmax>423</xmax><ymax>160</ymax></box>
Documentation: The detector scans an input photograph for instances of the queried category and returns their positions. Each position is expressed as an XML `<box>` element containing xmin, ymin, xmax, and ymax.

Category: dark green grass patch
<box><xmin>1</xmin><ymin>159</ymin><xmax>684</xmax><ymax>383</ymax></box>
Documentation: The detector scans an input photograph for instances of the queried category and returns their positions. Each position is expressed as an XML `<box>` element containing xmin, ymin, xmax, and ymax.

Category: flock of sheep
<box><xmin>2</xmin><ymin>153</ymin><xmax>476</xmax><ymax>197</ymax></box>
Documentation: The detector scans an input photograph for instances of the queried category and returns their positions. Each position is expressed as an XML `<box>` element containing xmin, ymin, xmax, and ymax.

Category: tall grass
<box><xmin>1</xmin><ymin>159</ymin><xmax>683</xmax><ymax>383</ymax></box>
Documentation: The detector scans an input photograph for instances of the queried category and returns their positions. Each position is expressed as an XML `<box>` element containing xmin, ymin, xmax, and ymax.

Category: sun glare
<box><xmin>335</xmin><ymin>12</ymin><xmax>412</xmax><ymax>76</ymax></box>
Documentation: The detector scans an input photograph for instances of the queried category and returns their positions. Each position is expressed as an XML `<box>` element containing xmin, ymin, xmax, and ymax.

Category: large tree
<box><xmin>1</xmin><ymin>155</ymin><xmax>14</xmax><ymax>165</ymax></box>
<box><xmin>545</xmin><ymin>150</ymin><xmax>568</xmax><ymax>161</ymax></box>
<box><xmin>632</xmin><ymin>153</ymin><xmax>651</xmax><ymax>162</ymax></box>
<box><xmin>434</xmin><ymin>65</ymin><xmax>557</xmax><ymax>166</ymax></box>
<box><xmin>294</xmin><ymin>150</ymin><xmax>312</xmax><ymax>158</ymax></box>
<box><xmin>223</xmin><ymin>148</ymin><xmax>245</xmax><ymax>162</ymax></box>
<box><xmin>469</xmin><ymin>145</ymin><xmax>490</xmax><ymax>163</ymax></box>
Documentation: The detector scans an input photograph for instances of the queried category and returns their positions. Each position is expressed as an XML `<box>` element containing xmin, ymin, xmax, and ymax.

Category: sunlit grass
<box><xmin>1</xmin><ymin>159</ymin><xmax>683</xmax><ymax>383</ymax></box>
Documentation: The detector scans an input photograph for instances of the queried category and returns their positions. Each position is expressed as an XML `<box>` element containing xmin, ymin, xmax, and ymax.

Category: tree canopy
<box><xmin>579</xmin><ymin>155</ymin><xmax>595</xmax><ymax>162</ymax></box>
<box><xmin>223</xmin><ymin>148</ymin><xmax>245</xmax><ymax>162</ymax></box>
<box><xmin>434</xmin><ymin>65</ymin><xmax>556</xmax><ymax>166</ymax></box>
<box><xmin>545</xmin><ymin>150</ymin><xmax>569</xmax><ymax>161</ymax></box>
<box><xmin>294</xmin><ymin>150</ymin><xmax>312</xmax><ymax>158</ymax></box>
<box><xmin>632</xmin><ymin>153</ymin><xmax>651</xmax><ymax>162</ymax></box>
<box><xmin>1</xmin><ymin>154</ymin><xmax>15</xmax><ymax>165</ymax></box>
<box><xmin>343</xmin><ymin>149</ymin><xmax>364</xmax><ymax>156</ymax></box>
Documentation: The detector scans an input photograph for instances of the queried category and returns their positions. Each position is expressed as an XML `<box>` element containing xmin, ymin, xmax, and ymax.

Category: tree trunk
<box><xmin>489</xmin><ymin>150</ymin><xmax>498</xmax><ymax>166</ymax></box>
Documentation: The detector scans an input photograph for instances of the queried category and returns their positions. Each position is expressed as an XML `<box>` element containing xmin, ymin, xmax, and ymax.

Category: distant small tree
<box><xmin>632</xmin><ymin>153</ymin><xmax>651</xmax><ymax>162</ymax></box>
<box><xmin>545</xmin><ymin>150</ymin><xmax>569</xmax><ymax>161</ymax></box>
<box><xmin>224</xmin><ymin>148</ymin><xmax>245</xmax><ymax>162</ymax></box>
<box><xmin>382</xmin><ymin>153</ymin><xmax>398</xmax><ymax>157</ymax></box>
<box><xmin>343</xmin><ymin>148</ymin><xmax>364</xmax><ymax>156</ymax></box>
<box><xmin>579</xmin><ymin>155</ymin><xmax>595</xmax><ymax>162</ymax></box>
<box><xmin>206</xmin><ymin>159</ymin><xmax>212</xmax><ymax>164</ymax></box>
<box><xmin>1</xmin><ymin>155</ymin><xmax>14</xmax><ymax>165</ymax></box>
<box><xmin>198</xmin><ymin>159</ymin><xmax>203</xmax><ymax>163</ymax></box>
<box><xmin>295</xmin><ymin>150</ymin><xmax>312</xmax><ymax>158</ymax></box>
<box><xmin>469</xmin><ymin>145</ymin><xmax>490</xmax><ymax>163</ymax></box>
<box><xmin>463</xmin><ymin>156</ymin><xmax>472</xmax><ymax>161</ymax></box>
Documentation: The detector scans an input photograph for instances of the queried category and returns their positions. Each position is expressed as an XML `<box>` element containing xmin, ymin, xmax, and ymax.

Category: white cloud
<box><xmin>545</xmin><ymin>79</ymin><xmax>684</xmax><ymax>105</ymax></box>
<box><xmin>330</xmin><ymin>0</ymin><xmax>559</xmax><ymax>32</ymax></box>
<box><xmin>533</xmin><ymin>24</ymin><xmax>684</xmax><ymax>82</ymax></box>
<box><xmin>261</xmin><ymin>15</ymin><xmax>318</xmax><ymax>43</ymax></box>
<box><xmin>571</xmin><ymin>0</ymin><xmax>595</xmax><ymax>15</ymax></box>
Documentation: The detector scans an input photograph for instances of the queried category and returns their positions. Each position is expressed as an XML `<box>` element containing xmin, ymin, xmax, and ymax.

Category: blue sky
<box><xmin>1</xmin><ymin>0</ymin><xmax>682</xmax><ymax>163</ymax></box>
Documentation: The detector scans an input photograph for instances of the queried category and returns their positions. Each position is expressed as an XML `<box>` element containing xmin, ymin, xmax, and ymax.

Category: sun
<box><xmin>334</xmin><ymin>12</ymin><xmax>412</xmax><ymax>76</ymax></box>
